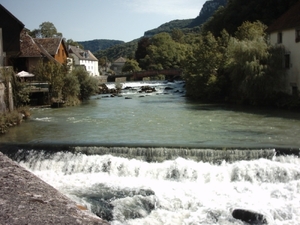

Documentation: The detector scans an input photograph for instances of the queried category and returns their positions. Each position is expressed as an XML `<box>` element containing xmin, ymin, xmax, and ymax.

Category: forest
<box><xmin>95</xmin><ymin>0</ymin><xmax>300</xmax><ymax>108</ymax></box>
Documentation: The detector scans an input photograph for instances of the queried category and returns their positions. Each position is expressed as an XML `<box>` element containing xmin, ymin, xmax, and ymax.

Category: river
<box><xmin>1</xmin><ymin>80</ymin><xmax>300</xmax><ymax>224</ymax></box>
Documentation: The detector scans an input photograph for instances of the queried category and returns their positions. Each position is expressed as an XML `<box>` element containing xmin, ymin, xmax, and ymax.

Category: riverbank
<box><xmin>0</xmin><ymin>106</ymin><xmax>31</xmax><ymax>134</ymax></box>
<box><xmin>0</xmin><ymin>152</ymin><xmax>109</xmax><ymax>224</ymax></box>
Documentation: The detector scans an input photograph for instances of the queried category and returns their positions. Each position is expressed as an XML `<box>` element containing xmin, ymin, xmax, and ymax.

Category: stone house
<box><xmin>110</xmin><ymin>57</ymin><xmax>126</xmax><ymax>75</ymax></box>
<box><xmin>266</xmin><ymin>1</ymin><xmax>300</xmax><ymax>95</ymax></box>
<box><xmin>68</xmin><ymin>45</ymin><xmax>99</xmax><ymax>76</ymax></box>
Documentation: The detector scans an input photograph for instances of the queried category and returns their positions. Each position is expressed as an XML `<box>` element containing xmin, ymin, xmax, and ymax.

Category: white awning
<box><xmin>16</xmin><ymin>71</ymin><xmax>35</xmax><ymax>77</ymax></box>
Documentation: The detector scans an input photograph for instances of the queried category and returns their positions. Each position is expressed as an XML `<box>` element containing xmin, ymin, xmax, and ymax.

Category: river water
<box><xmin>1</xmin><ymin>81</ymin><xmax>300</xmax><ymax>224</ymax></box>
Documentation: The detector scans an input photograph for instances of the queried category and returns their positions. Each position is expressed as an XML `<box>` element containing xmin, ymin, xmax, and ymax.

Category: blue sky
<box><xmin>1</xmin><ymin>0</ymin><xmax>206</xmax><ymax>42</ymax></box>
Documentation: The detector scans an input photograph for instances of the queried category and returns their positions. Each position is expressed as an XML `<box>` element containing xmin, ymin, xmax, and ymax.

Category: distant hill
<box><xmin>188</xmin><ymin>0</ymin><xmax>227</xmax><ymax>27</ymax></box>
<box><xmin>93</xmin><ymin>39</ymin><xmax>139</xmax><ymax>62</ymax></box>
<box><xmin>78</xmin><ymin>39</ymin><xmax>124</xmax><ymax>53</ymax></box>
<box><xmin>143</xmin><ymin>0</ymin><xmax>227</xmax><ymax>37</ymax></box>
<box><xmin>144</xmin><ymin>19</ymin><xmax>193</xmax><ymax>37</ymax></box>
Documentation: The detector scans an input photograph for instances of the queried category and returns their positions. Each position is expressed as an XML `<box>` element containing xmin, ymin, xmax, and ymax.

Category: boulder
<box><xmin>232</xmin><ymin>209</ymin><xmax>267</xmax><ymax>224</ymax></box>
<box><xmin>140</xmin><ymin>86</ymin><xmax>156</xmax><ymax>93</ymax></box>
<box><xmin>98</xmin><ymin>83</ymin><xmax>110</xmax><ymax>94</ymax></box>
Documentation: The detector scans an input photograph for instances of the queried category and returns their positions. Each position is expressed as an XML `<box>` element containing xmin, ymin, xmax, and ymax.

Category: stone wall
<box><xmin>0</xmin><ymin>152</ymin><xmax>110</xmax><ymax>224</ymax></box>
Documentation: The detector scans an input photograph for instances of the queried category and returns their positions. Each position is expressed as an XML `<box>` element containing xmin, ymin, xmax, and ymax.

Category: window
<box><xmin>285</xmin><ymin>54</ymin><xmax>290</xmax><ymax>69</ymax></box>
<box><xmin>278</xmin><ymin>32</ymin><xmax>282</xmax><ymax>43</ymax></box>
<box><xmin>296</xmin><ymin>29</ymin><xmax>300</xmax><ymax>42</ymax></box>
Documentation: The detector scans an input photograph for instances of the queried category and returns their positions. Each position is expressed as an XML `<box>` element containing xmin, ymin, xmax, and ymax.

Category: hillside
<box><xmin>93</xmin><ymin>39</ymin><xmax>139</xmax><ymax>62</ymax></box>
<box><xmin>78</xmin><ymin>39</ymin><xmax>124</xmax><ymax>53</ymax></box>
<box><xmin>90</xmin><ymin>0</ymin><xmax>298</xmax><ymax>62</ymax></box>
<box><xmin>143</xmin><ymin>0</ymin><xmax>227</xmax><ymax>37</ymax></box>
<box><xmin>203</xmin><ymin>0</ymin><xmax>299</xmax><ymax>36</ymax></box>
<box><xmin>94</xmin><ymin>0</ymin><xmax>227</xmax><ymax>61</ymax></box>
<box><xmin>188</xmin><ymin>0</ymin><xmax>227</xmax><ymax>27</ymax></box>
<box><xmin>144</xmin><ymin>19</ymin><xmax>193</xmax><ymax>37</ymax></box>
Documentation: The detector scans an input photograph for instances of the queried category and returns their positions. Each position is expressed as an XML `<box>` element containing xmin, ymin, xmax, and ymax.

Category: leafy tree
<box><xmin>62</xmin><ymin>73</ymin><xmax>80</xmax><ymax>105</ymax></box>
<box><xmin>171</xmin><ymin>28</ymin><xmax>185</xmax><ymax>43</ymax></box>
<box><xmin>135</xmin><ymin>37</ymin><xmax>151</xmax><ymax>70</ymax></box>
<box><xmin>29</xmin><ymin>22</ymin><xmax>62</xmax><ymax>38</ymax></box>
<box><xmin>33</xmin><ymin>61</ymin><xmax>67</xmax><ymax>99</ymax></box>
<box><xmin>71</xmin><ymin>67</ymin><xmax>98</xmax><ymax>101</ymax></box>
<box><xmin>66</xmin><ymin>39</ymin><xmax>84</xmax><ymax>49</ymax></box>
<box><xmin>143</xmin><ymin>33</ymin><xmax>187</xmax><ymax>70</ymax></box>
<box><xmin>122</xmin><ymin>59</ymin><xmax>141</xmax><ymax>72</ymax></box>
<box><xmin>226</xmin><ymin>21</ymin><xmax>286</xmax><ymax>105</ymax></box>
<box><xmin>184</xmin><ymin>32</ymin><xmax>225</xmax><ymax>100</ymax></box>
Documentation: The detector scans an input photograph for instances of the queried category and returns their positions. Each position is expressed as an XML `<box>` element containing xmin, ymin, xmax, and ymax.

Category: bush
<box><xmin>0</xmin><ymin>106</ymin><xmax>30</xmax><ymax>134</ymax></box>
<box><xmin>70</xmin><ymin>67</ymin><xmax>98</xmax><ymax>101</ymax></box>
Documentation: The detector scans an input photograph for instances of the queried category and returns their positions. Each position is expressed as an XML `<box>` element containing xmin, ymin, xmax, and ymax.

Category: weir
<box><xmin>1</xmin><ymin>143</ymin><xmax>299</xmax><ymax>163</ymax></box>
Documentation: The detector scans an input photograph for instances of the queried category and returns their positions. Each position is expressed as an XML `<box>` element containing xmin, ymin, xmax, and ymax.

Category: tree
<box><xmin>71</xmin><ymin>67</ymin><xmax>98</xmax><ymax>101</ymax></box>
<box><xmin>122</xmin><ymin>59</ymin><xmax>141</xmax><ymax>73</ymax></box>
<box><xmin>135</xmin><ymin>37</ymin><xmax>151</xmax><ymax>70</ymax></box>
<box><xmin>144</xmin><ymin>32</ymin><xmax>187</xmax><ymax>70</ymax></box>
<box><xmin>171</xmin><ymin>28</ymin><xmax>185</xmax><ymax>43</ymax></box>
<box><xmin>66</xmin><ymin>39</ymin><xmax>84</xmax><ymax>49</ymax></box>
<box><xmin>33</xmin><ymin>61</ymin><xmax>67</xmax><ymax>100</ymax></box>
<box><xmin>29</xmin><ymin>22</ymin><xmax>62</xmax><ymax>38</ymax></box>
<box><xmin>226</xmin><ymin>21</ymin><xmax>286</xmax><ymax>104</ymax></box>
<box><xmin>184</xmin><ymin>32</ymin><xmax>225</xmax><ymax>100</ymax></box>
<box><xmin>62</xmin><ymin>73</ymin><xmax>80</xmax><ymax>105</ymax></box>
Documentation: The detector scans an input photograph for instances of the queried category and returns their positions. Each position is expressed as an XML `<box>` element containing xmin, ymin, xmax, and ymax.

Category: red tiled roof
<box><xmin>267</xmin><ymin>1</ymin><xmax>300</xmax><ymax>32</ymax></box>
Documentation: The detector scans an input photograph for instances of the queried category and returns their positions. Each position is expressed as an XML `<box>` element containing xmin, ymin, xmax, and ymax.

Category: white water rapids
<box><xmin>17</xmin><ymin>150</ymin><xmax>300</xmax><ymax>225</ymax></box>
<box><xmin>2</xmin><ymin>80</ymin><xmax>300</xmax><ymax>224</ymax></box>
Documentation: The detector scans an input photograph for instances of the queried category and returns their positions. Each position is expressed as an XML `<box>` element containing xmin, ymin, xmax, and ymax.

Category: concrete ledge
<box><xmin>0</xmin><ymin>152</ymin><xmax>109</xmax><ymax>225</ymax></box>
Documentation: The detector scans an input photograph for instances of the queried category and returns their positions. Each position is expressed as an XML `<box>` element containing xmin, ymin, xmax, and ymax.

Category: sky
<box><xmin>1</xmin><ymin>0</ymin><xmax>207</xmax><ymax>43</ymax></box>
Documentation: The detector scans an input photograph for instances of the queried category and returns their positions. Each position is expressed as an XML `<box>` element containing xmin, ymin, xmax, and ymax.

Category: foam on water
<box><xmin>16</xmin><ymin>150</ymin><xmax>300</xmax><ymax>224</ymax></box>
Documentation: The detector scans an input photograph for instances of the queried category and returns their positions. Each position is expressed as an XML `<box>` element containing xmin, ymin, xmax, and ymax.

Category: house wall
<box><xmin>27</xmin><ymin>58</ymin><xmax>41</xmax><ymax>73</ymax></box>
<box><xmin>79</xmin><ymin>59</ymin><xmax>99</xmax><ymax>76</ymax></box>
<box><xmin>54</xmin><ymin>43</ymin><xmax>67</xmax><ymax>64</ymax></box>
<box><xmin>0</xmin><ymin>6</ymin><xmax>23</xmax><ymax>54</ymax></box>
<box><xmin>111</xmin><ymin>62</ymin><xmax>125</xmax><ymax>75</ymax></box>
<box><xmin>270</xmin><ymin>29</ymin><xmax>300</xmax><ymax>94</ymax></box>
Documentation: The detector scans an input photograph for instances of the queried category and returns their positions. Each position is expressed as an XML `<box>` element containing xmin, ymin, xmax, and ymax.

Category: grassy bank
<box><xmin>0</xmin><ymin>106</ymin><xmax>31</xmax><ymax>134</ymax></box>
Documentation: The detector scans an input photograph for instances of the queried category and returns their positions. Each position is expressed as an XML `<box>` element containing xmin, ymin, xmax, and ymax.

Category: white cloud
<box><xmin>123</xmin><ymin>0</ymin><xmax>206</xmax><ymax>18</ymax></box>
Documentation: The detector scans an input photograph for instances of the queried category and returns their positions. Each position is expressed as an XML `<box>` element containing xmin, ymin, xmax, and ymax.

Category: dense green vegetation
<box><xmin>203</xmin><ymin>0</ymin><xmax>299</xmax><ymax>36</ymax></box>
<box><xmin>94</xmin><ymin>40</ymin><xmax>139</xmax><ymax>62</ymax></box>
<box><xmin>33</xmin><ymin>61</ymin><xmax>98</xmax><ymax>105</ymax></box>
<box><xmin>78</xmin><ymin>39</ymin><xmax>125</xmax><ymax>53</ymax></box>
<box><xmin>21</xmin><ymin>0</ymin><xmax>300</xmax><ymax>109</ymax></box>
<box><xmin>126</xmin><ymin>0</ymin><xmax>300</xmax><ymax>108</ymax></box>
<box><xmin>144</xmin><ymin>19</ymin><xmax>193</xmax><ymax>37</ymax></box>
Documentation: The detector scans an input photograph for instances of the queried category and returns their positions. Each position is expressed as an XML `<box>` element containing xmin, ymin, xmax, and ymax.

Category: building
<box><xmin>68</xmin><ymin>46</ymin><xmax>99</xmax><ymax>76</ymax></box>
<box><xmin>13</xmin><ymin>29</ymin><xmax>69</xmax><ymax>73</ymax></box>
<box><xmin>0</xmin><ymin>4</ymin><xmax>24</xmax><ymax>67</ymax></box>
<box><xmin>34</xmin><ymin>37</ymin><xmax>69</xmax><ymax>64</ymax></box>
<box><xmin>110</xmin><ymin>57</ymin><xmax>126</xmax><ymax>75</ymax></box>
<box><xmin>266</xmin><ymin>1</ymin><xmax>300</xmax><ymax>95</ymax></box>
<box><xmin>0</xmin><ymin>4</ymin><xmax>24</xmax><ymax>112</ymax></box>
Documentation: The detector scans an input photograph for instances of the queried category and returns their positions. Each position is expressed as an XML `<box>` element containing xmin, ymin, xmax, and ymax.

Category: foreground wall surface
<box><xmin>0</xmin><ymin>152</ymin><xmax>109</xmax><ymax>225</ymax></box>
